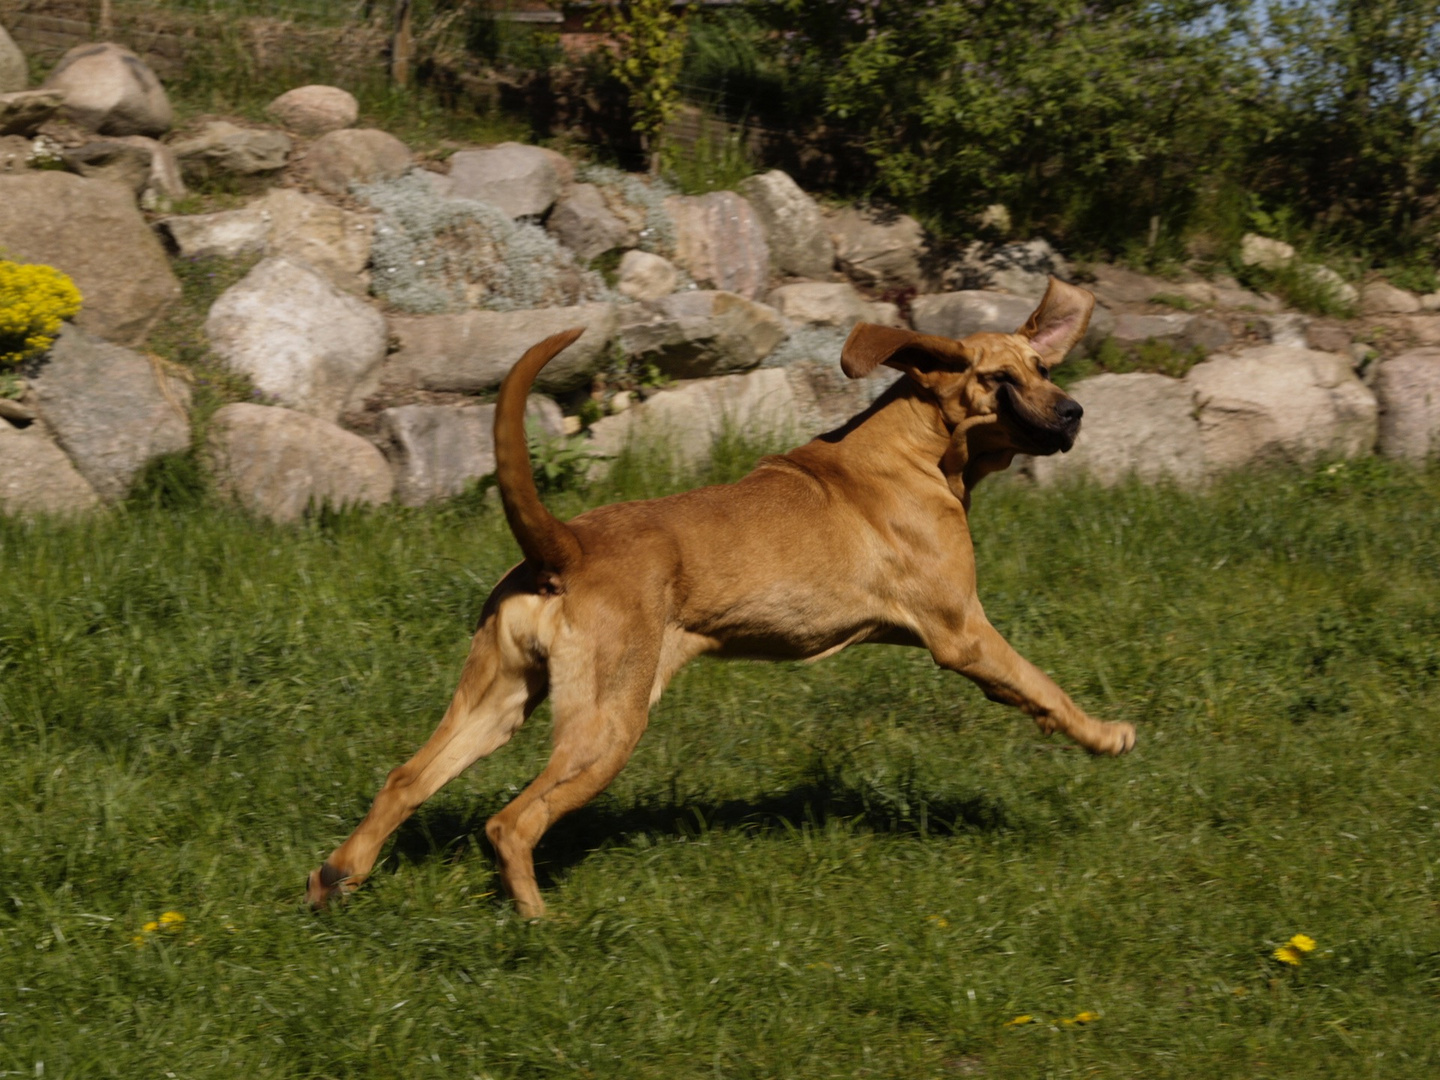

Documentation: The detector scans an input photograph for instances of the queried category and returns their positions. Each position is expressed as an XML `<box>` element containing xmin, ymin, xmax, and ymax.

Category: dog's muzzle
<box><xmin>998</xmin><ymin>385</ymin><xmax>1083</xmax><ymax>454</ymax></box>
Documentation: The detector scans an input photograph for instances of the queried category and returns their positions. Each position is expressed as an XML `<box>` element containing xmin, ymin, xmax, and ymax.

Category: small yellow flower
<box><xmin>159</xmin><ymin>911</ymin><xmax>186</xmax><ymax>928</ymax></box>
<box><xmin>141</xmin><ymin>921</ymin><xmax>159</xmax><ymax>933</ymax></box>
<box><xmin>1003</xmin><ymin>1014</ymin><xmax>1036</xmax><ymax>1028</ymax></box>
<box><xmin>926</xmin><ymin>914</ymin><xmax>950</xmax><ymax>928</ymax></box>
<box><xmin>130</xmin><ymin>934</ymin><xmax>146</xmax><ymax>947</ymax></box>
<box><xmin>1272</xmin><ymin>933</ymin><xmax>1317</xmax><ymax>966</ymax></box>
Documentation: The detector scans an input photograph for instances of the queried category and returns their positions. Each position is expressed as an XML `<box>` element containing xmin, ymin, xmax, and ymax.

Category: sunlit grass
<box><xmin>2</xmin><ymin>450</ymin><xmax>1438</xmax><ymax>1077</ymax></box>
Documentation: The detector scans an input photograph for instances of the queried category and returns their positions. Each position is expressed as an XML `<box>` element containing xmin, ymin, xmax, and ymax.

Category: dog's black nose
<box><xmin>1056</xmin><ymin>398</ymin><xmax>1083</xmax><ymax>425</ymax></box>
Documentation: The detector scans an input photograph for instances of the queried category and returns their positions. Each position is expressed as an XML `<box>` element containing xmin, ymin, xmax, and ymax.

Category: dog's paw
<box><xmin>304</xmin><ymin>863</ymin><xmax>358</xmax><ymax>909</ymax></box>
<box><xmin>1090</xmin><ymin>721</ymin><xmax>1136</xmax><ymax>756</ymax></box>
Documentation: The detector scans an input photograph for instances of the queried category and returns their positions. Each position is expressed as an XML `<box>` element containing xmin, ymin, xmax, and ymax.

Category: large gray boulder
<box><xmin>380</xmin><ymin>396</ymin><xmax>565</xmax><ymax>507</ymax></box>
<box><xmin>910</xmin><ymin>291</ymin><xmax>1035</xmax><ymax>340</ymax></box>
<box><xmin>0</xmin><ymin>171</ymin><xmax>181</xmax><ymax>346</ymax></box>
<box><xmin>1360</xmin><ymin>281</ymin><xmax>1421</xmax><ymax>316</ymax></box>
<box><xmin>0</xmin><ymin>421</ymin><xmax>102</xmax><ymax>517</ymax></box>
<box><xmin>447</xmin><ymin>143</ymin><xmax>568</xmax><ymax>218</ymax></box>
<box><xmin>1372</xmin><ymin>348</ymin><xmax>1440</xmax><ymax>461</ymax></box>
<box><xmin>1258</xmin><ymin>313</ymin><xmax>1310</xmax><ymax>348</ymax></box>
<box><xmin>1112</xmin><ymin>312</ymin><xmax>1231</xmax><ymax>352</ymax></box>
<box><xmin>827</xmin><ymin>205</ymin><xmax>926</xmax><ymax>290</ymax></box>
<box><xmin>547</xmin><ymin>182</ymin><xmax>634</xmax><ymax>260</ymax></box>
<box><xmin>382</xmin><ymin>403</ymin><xmax>497</xmax><ymax>506</ymax></box>
<box><xmin>783</xmin><ymin>358</ymin><xmax>902</xmax><ymax>434</ymax></box>
<box><xmin>207</xmin><ymin>403</ymin><xmax>393</xmax><ymax>523</ymax></box>
<box><xmin>617</xmin><ymin>249</ymin><xmax>678</xmax><ymax>302</ymax></box>
<box><xmin>304</xmin><ymin>128</ymin><xmax>411</xmax><ymax>195</ymax></box>
<box><xmin>767</xmin><ymin>282</ymin><xmax>899</xmax><ymax>330</ymax></box>
<box><xmin>113</xmin><ymin>135</ymin><xmax>186</xmax><ymax>208</ymax></box>
<box><xmin>737</xmin><ymin>169</ymin><xmax>835</xmax><ymax>279</ymax></box>
<box><xmin>1087</xmin><ymin>264</ymin><xmax>1182</xmax><ymax>307</ymax></box>
<box><xmin>265</xmin><ymin>85</ymin><xmax>358</xmax><ymax>136</ymax></box>
<box><xmin>982</xmin><ymin>239</ymin><xmax>1071</xmax><ymax>299</ymax></box>
<box><xmin>1027</xmin><ymin>373</ymin><xmax>1205</xmax><ymax>488</ymax></box>
<box><xmin>254</xmin><ymin>187</ymin><xmax>374</xmax><ymax>295</ymax></box>
<box><xmin>0</xmin><ymin>24</ymin><xmax>25</xmax><ymax>94</ymax></box>
<box><xmin>171</xmin><ymin>120</ymin><xmax>291</xmax><ymax>181</ymax></box>
<box><xmin>204</xmin><ymin>256</ymin><xmax>388</xmax><ymax>422</ymax></box>
<box><xmin>616</xmin><ymin>291</ymin><xmax>787</xmax><ymax>378</ymax></box>
<box><xmin>0</xmin><ymin>90</ymin><xmax>65</xmax><ymax>137</ymax></box>
<box><xmin>1185</xmin><ymin>346</ymin><xmax>1378</xmax><ymax>472</ymax></box>
<box><xmin>61</xmin><ymin>138</ymin><xmax>152</xmax><ymax>193</ymax></box>
<box><xmin>159</xmin><ymin>206</ymin><xmax>270</xmax><ymax>260</ymax></box>
<box><xmin>1240</xmin><ymin>234</ymin><xmax>1294</xmax><ymax>271</ymax></box>
<box><xmin>588</xmin><ymin>367</ymin><xmax>797</xmax><ymax>471</ymax></box>
<box><xmin>30</xmin><ymin>325</ymin><xmax>191</xmax><ymax>502</ymax></box>
<box><xmin>665</xmin><ymin>191</ymin><xmax>770</xmax><ymax>300</ymax></box>
<box><xmin>41</xmin><ymin>43</ymin><xmax>171</xmax><ymax>136</ymax></box>
<box><xmin>386</xmin><ymin>302</ymin><xmax>616</xmax><ymax>394</ymax></box>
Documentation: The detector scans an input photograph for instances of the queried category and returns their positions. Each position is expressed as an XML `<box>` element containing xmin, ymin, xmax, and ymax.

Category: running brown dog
<box><xmin>306</xmin><ymin>276</ymin><xmax>1135</xmax><ymax>917</ymax></box>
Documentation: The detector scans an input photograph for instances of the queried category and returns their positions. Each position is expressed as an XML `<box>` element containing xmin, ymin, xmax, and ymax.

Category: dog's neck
<box><xmin>836</xmin><ymin>377</ymin><xmax>1013</xmax><ymax>510</ymax></box>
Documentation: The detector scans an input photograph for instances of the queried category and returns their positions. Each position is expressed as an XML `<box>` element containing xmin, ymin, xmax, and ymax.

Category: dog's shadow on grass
<box><xmin>386</xmin><ymin>776</ymin><xmax>1013</xmax><ymax>891</ymax></box>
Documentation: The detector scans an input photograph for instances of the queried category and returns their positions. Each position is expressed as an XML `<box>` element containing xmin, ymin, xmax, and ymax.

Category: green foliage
<box><xmin>3</xmin><ymin>456</ymin><xmax>1440</xmax><ymax>1076</ymax></box>
<box><xmin>682</xmin><ymin>0</ymin><xmax>1440</xmax><ymax>267</ymax></box>
<box><xmin>1384</xmin><ymin>262</ymin><xmax>1439</xmax><ymax>297</ymax></box>
<box><xmin>1149</xmin><ymin>292</ymin><xmax>1199</xmax><ymax>312</ymax></box>
<box><xmin>1238</xmin><ymin>260</ymin><xmax>1359</xmax><ymax>319</ymax></box>
<box><xmin>665</xmin><ymin>114</ymin><xmax>757</xmax><ymax>195</ymax></box>
<box><xmin>526</xmin><ymin>422</ymin><xmax>595</xmax><ymax>493</ymax></box>
<box><xmin>599</xmin><ymin>0</ymin><xmax>693</xmax><ymax>173</ymax></box>
<box><xmin>1250</xmin><ymin>0</ymin><xmax>1440</xmax><ymax>258</ymax></box>
<box><xmin>1054</xmin><ymin>335</ymin><xmax>1207</xmax><ymax>388</ymax></box>
<box><xmin>767</xmin><ymin>0</ymin><xmax>1250</xmax><ymax>253</ymax></box>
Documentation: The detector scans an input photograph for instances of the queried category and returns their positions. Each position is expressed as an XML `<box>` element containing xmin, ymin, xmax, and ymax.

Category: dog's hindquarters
<box><xmin>305</xmin><ymin>576</ymin><xmax>552</xmax><ymax>908</ymax></box>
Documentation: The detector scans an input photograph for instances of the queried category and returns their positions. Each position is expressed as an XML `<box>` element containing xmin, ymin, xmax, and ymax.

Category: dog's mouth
<box><xmin>996</xmin><ymin>385</ymin><xmax>1081</xmax><ymax>455</ymax></box>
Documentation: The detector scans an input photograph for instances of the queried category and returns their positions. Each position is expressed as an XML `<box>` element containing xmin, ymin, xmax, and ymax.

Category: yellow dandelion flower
<box><xmin>131</xmin><ymin>934</ymin><xmax>146</xmax><ymax>947</ymax></box>
<box><xmin>1288</xmin><ymin>934</ymin><xmax>1316</xmax><ymax>953</ymax></box>
<box><xmin>1072</xmin><ymin>1011</ymin><xmax>1100</xmax><ymax>1024</ymax></box>
<box><xmin>141</xmin><ymin>921</ymin><xmax>159</xmax><ymax>933</ymax></box>
<box><xmin>1003</xmin><ymin>1014</ymin><xmax>1036</xmax><ymax>1028</ymax></box>
<box><xmin>1272</xmin><ymin>944</ymin><xmax>1303</xmax><ymax>965</ymax></box>
<box><xmin>159</xmin><ymin>911</ymin><xmax>186</xmax><ymax>928</ymax></box>
<box><xmin>927</xmin><ymin>915</ymin><xmax>950</xmax><ymax>928</ymax></box>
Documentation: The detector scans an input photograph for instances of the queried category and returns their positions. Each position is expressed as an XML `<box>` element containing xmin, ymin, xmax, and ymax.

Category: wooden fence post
<box><xmin>391</xmin><ymin>0</ymin><xmax>414</xmax><ymax>87</ymax></box>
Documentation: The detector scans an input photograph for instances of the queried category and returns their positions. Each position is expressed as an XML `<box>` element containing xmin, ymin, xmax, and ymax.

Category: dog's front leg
<box><xmin>927</xmin><ymin>616</ymin><xmax>1135</xmax><ymax>755</ymax></box>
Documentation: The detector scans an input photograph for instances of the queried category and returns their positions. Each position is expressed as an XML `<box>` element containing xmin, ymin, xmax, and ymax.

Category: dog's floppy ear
<box><xmin>1015</xmin><ymin>277</ymin><xmax>1095</xmax><ymax>366</ymax></box>
<box><xmin>841</xmin><ymin>323</ymin><xmax>969</xmax><ymax>380</ymax></box>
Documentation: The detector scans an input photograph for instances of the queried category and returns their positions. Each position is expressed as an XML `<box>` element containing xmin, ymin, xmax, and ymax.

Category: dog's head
<box><xmin>840</xmin><ymin>276</ymin><xmax>1093</xmax><ymax>457</ymax></box>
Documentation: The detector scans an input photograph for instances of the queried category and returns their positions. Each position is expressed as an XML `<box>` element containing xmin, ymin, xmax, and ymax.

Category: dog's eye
<box><xmin>1036</xmin><ymin>364</ymin><xmax>1050</xmax><ymax>380</ymax></box>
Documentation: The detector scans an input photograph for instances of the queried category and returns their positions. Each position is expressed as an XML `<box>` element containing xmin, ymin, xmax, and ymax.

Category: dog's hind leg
<box><xmin>484</xmin><ymin>623</ymin><xmax>662</xmax><ymax>918</ymax></box>
<box><xmin>927</xmin><ymin>615</ymin><xmax>1136</xmax><ymax>756</ymax></box>
<box><xmin>305</xmin><ymin>600</ymin><xmax>547</xmax><ymax>908</ymax></box>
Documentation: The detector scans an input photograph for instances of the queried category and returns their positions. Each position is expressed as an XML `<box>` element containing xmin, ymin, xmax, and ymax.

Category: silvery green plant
<box><xmin>360</xmin><ymin>172</ymin><xmax>610</xmax><ymax>314</ymax></box>
<box><xmin>577</xmin><ymin>164</ymin><xmax>679</xmax><ymax>256</ymax></box>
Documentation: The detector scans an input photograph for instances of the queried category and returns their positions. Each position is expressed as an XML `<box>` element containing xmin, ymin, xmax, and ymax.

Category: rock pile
<box><xmin>3</xmin><ymin>30</ymin><xmax>1439</xmax><ymax>522</ymax></box>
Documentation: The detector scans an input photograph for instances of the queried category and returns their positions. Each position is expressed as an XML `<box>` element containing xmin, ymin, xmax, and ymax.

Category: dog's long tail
<box><xmin>493</xmin><ymin>328</ymin><xmax>586</xmax><ymax>574</ymax></box>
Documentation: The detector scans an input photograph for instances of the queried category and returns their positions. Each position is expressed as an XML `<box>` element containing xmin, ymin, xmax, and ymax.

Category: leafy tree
<box><xmin>601</xmin><ymin>0</ymin><xmax>693</xmax><ymax>175</ymax></box>
<box><xmin>1249</xmin><ymin>0</ymin><xmax>1440</xmax><ymax>258</ymax></box>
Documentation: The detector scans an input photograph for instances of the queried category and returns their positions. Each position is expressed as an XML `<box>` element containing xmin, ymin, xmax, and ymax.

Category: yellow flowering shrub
<box><xmin>0</xmin><ymin>259</ymin><xmax>83</xmax><ymax>367</ymax></box>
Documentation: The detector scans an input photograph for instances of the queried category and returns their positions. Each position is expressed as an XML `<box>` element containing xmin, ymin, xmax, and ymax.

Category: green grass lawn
<box><xmin>2</xmin><ymin>452</ymin><xmax>1439</xmax><ymax>1078</ymax></box>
